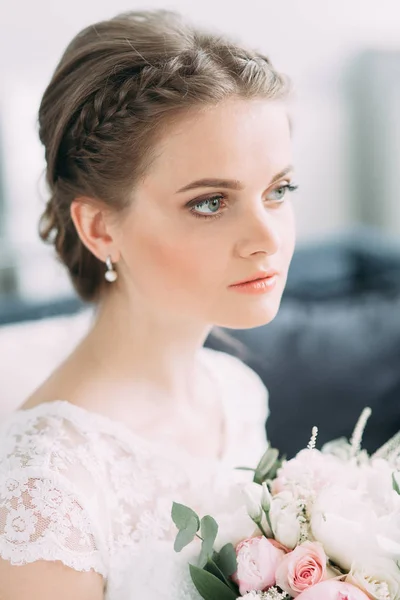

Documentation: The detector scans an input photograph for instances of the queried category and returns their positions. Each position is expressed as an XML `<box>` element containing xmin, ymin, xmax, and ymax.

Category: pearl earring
<box><xmin>104</xmin><ymin>255</ymin><xmax>118</xmax><ymax>282</ymax></box>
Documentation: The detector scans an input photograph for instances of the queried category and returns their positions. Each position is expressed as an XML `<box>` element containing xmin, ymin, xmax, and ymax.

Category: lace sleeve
<box><xmin>0</xmin><ymin>414</ymin><xmax>109</xmax><ymax>579</ymax></box>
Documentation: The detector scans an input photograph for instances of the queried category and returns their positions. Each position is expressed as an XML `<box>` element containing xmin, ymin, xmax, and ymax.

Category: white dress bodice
<box><xmin>0</xmin><ymin>347</ymin><xmax>269</xmax><ymax>599</ymax></box>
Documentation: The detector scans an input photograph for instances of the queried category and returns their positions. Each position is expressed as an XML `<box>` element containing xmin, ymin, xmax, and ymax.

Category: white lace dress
<box><xmin>0</xmin><ymin>347</ymin><xmax>269</xmax><ymax>599</ymax></box>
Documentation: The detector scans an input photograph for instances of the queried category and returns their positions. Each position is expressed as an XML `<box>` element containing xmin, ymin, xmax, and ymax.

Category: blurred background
<box><xmin>1</xmin><ymin>0</ymin><xmax>400</xmax><ymax>303</ymax></box>
<box><xmin>0</xmin><ymin>0</ymin><xmax>399</xmax><ymax>455</ymax></box>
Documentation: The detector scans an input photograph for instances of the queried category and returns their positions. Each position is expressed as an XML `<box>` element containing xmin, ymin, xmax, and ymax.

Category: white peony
<box><xmin>272</xmin><ymin>448</ymin><xmax>356</xmax><ymax>496</ymax></box>
<box><xmin>376</xmin><ymin>510</ymin><xmax>400</xmax><ymax>561</ymax></box>
<box><xmin>269</xmin><ymin>490</ymin><xmax>301</xmax><ymax>550</ymax></box>
<box><xmin>310</xmin><ymin>485</ymin><xmax>381</xmax><ymax>570</ymax></box>
<box><xmin>358</xmin><ymin>459</ymin><xmax>400</xmax><ymax>515</ymax></box>
<box><xmin>310</xmin><ymin>482</ymin><xmax>400</xmax><ymax>571</ymax></box>
<box><xmin>346</xmin><ymin>557</ymin><xmax>400</xmax><ymax>600</ymax></box>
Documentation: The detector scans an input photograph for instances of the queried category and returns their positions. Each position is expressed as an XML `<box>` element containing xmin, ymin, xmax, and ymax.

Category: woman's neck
<box><xmin>80</xmin><ymin>291</ymin><xmax>213</xmax><ymax>407</ymax></box>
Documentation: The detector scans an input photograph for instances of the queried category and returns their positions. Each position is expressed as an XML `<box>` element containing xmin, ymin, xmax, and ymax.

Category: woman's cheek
<box><xmin>130</xmin><ymin>234</ymin><xmax>207</xmax><ymax>294</ymax></box>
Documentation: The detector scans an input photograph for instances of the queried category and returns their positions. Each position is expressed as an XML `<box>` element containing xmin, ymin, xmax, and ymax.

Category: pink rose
<box><xmin>232</xmin><ymin>536</ymin><xmax>285</xmax><ymax>596</ymax></box>
<box><xmin>295</xmin><ymin>580</ymin><xmax>371</xmax><ymax>599</ymax></box>
<box><xmin>275</xmin><ymin>541</ymin><xmax>327</xmax><ymax>597</ymax></box>
<box><xmin>269</xmin><ymin>538</ymin><xmax>291</xmax><ymax>554</ymax></box>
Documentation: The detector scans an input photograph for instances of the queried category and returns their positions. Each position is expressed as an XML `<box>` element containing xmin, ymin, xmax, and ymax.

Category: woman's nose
<box><xmin>235</xmin><ymin>207</ymin><xmax>281</xmax><ymax>258</ymax></box>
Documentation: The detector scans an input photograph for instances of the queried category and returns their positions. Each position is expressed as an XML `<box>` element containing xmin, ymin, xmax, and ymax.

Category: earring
<box><xmin>104</xmin><ymin>255</ymin><xmax>118</xmax><ymax>282</ymax></box>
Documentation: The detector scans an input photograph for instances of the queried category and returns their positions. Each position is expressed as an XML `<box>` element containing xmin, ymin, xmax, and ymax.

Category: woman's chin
<box><xmin>214</xmin><ymin>302</ymin><xmax>281</xmax><ymax>330</ymax></box>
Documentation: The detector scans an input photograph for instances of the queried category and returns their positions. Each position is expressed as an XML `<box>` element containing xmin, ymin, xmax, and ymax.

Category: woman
<box><xmin>0</xmin><ymin>9</ymin><xmax>297</xmax><ymax>599</ymax></box>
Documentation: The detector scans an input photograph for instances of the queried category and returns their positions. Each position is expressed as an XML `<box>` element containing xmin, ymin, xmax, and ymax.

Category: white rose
<box><xmin>346</xmin><ymin>557</ymin><xmax>400</xmax><ymax>600</ymax></box>
<box><xmin>310</xmin><ymin>485</ymin><xmax>380</xmax><ymax>570</ymax></box>
<box><xmin>269</xmin><ymin>491</ymin><xmax>301</xmax><ymax>550</ymax></box>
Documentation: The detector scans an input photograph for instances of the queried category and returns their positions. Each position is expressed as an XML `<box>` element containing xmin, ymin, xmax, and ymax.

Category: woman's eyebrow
<box><xmin>176</xmin><ymin>166</ymin><xmax>294</xmax><ymax>193</ymax></box>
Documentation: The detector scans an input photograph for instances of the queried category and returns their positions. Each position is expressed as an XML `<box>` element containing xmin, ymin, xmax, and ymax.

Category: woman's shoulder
<box><xmin>0</xmin><ymin>402</ymin><xmax>99</xmax><ymax>478</ymax></box>
<box><xmin>0</xmin><ymin>398</ymin><xmax>165</xmax><ymax>473</ymax></box>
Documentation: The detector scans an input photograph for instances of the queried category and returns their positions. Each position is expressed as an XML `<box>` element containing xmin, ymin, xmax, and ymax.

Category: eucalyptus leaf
<box><xmin>198</xmin><ymin>516</ymin><xmax>218</xmax><ymax>567</ymax></box>
<box><xmin>171</xmin><ymin>502</ymin><xmax>200</xmax><ymax>531</ymax></box>
<box><xmin>214</xmin><ymin>543</ymin><xmax>237</xmax><ymax>578</ymax></box>
<box><xmin>174</xmin><ymin>515</ymin><xmax>199</xmax><ymax>552</ymax></box>
<box><xmin>393</xmin><ymin>472</ymin><xmax>400</xmax><ymax>495</ymax></box>
<box><xmin>189</xmin><ymin>564</ymin><xmax>238</xmax><ymax>600</ymax></box>
<box><xmin>198</xmin><ymin>545</ymin><xmax>209</xmax><ymax>569</ymax></box>
<box><xmin>201</xmin><ymin>516</ymin><xmax>218</xmax><ymax>550</ymax></box>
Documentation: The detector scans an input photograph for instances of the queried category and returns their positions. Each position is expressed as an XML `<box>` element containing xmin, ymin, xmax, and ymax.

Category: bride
<box><xmin>0</xmin><ymin>9</ymin><xmax>297</xmax><ymax>599</ymax></box>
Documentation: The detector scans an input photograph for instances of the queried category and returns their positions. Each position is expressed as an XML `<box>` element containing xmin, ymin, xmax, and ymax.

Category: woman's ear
<box><xmin>70</xmin><ymin>198</ymin><xmax>119</xmax><ymax>263</ymax></box>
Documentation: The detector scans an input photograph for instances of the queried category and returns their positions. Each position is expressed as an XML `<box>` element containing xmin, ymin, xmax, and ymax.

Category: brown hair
<box><xmin>38</xmin><ymin>9</ymin><xmax>291</xmax><ymax>302</ymax></box>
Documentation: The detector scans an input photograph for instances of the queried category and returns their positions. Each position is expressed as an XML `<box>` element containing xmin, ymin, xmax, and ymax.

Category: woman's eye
<box><xmin>267</xmin><ymin>183</ymin><xmax>298</xmax><ymax>203</ymax></box>
<box><xmin>189</xmin><ymin>184</ymin><xmax>298</xmax><ymax>221</ymax></box>
<box><xmin>191</xmin><ymin>195</ymin><xmax>225</xmax><ymax>218</ymax></box>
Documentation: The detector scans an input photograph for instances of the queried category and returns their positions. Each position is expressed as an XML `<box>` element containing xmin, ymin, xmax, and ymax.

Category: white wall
<box><xmin>1</xmin><ymin>0</ymin><xmax>400</xmax><ymax>297</ymax></box>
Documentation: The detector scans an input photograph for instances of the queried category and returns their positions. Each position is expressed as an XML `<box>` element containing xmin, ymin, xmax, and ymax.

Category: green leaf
<box><xmin>201</xmin><ymin>515</ymin><xmax>218</xmax><ymax>546</ymax></box>
<box><xmin>171</xmin><ymin>502</ymin><xmax>200</xmax><ymax>531</ymax></box>
<box><xmin>198</xmin><ymin>516</ymin><xmax>218</xmax><ymax>567</ymax></box>
<box><xmin>204</xmin><ymin>559</ymin><xmax>239</xmax><ymax>594</ymax></box>
<box><xmin>189</xmin><ymin>564</ymin><xmax>238</xmax><ymax>600</ymax></box>
<box><xmin>234</xmin><ymin>466</ymin><xmax>256</xmax><ymax>472</ymax></box>
<box><xmin>254</xmin><ymin>447</ymin><xmax>280</xmax><ymax>484</ymax></box>
<box><xmin>214</xmin><ymin>543</ymin><xmax>237</xmax><ymax>578</ymax></box>
<box><xmin>266</xmin><ymin>454</ymin><xmax>286</xmax><ymax>480</ymax></box>
<box><xmin>204</xmin><ymin>559</ymin><xmax>226</xmax><ymax>583</ymax></box>
<box><xmin>174</xmin><ymin>515</ymin><xmax>199</xmax><ymax>552</ymax></box>
<box><xmin>393</xmin><ymin>472</ymin><xmax>400</xmax><ymax>495</ymax></box>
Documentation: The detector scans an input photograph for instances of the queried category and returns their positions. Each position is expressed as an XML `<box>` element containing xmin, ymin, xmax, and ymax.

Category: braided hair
<box><xmin>38</xmin><ymin>9</ymin><xmax>290</xmax><ymax>302</ymax></box>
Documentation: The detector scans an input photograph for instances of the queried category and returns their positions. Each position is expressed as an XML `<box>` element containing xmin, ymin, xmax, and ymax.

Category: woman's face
<box><xmin>113</xmin><ymin>97</ymin><xmax>296</xmax><ymax>329</ymax></box>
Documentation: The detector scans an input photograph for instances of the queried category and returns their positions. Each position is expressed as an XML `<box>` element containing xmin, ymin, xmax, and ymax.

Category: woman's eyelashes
<box><xmin>269</xmin><ymin>183</ymin><xmax>298</xmax><ymax>203</ymax></box>
<box><xmin>190</xmin><ymin>194</ymin><xmax>226</xmax><ymax>220</ymax></box>
<box><xmin>188</xmin><ymin>183</ymin><xmax>299</xmax><ymax>220</ymax></box>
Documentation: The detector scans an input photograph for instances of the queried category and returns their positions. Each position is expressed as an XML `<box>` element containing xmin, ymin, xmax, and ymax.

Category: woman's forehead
<box><xmin>142</xmin><ymin>98</ymin><xmax>292</xmax><ymax>191</ymax></box>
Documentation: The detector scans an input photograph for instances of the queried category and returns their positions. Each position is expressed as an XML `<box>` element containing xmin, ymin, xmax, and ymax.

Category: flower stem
<box><xmin>255</xmin><ymin>518</ymin><xmax>269</xmax><ymax>538</ymax></box>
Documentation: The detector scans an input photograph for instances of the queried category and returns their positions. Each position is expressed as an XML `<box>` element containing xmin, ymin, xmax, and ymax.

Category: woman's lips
<box><xmin>228</xmin><ymin>274</ymin><xmax>278</xmax><ymax>295</ymax></box>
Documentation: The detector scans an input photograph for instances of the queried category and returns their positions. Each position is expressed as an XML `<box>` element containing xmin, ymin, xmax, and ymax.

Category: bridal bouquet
<box><xmin>172</xmin><ymin>408</ymin><xmax>400</xmax><ymax>600</ymax></box>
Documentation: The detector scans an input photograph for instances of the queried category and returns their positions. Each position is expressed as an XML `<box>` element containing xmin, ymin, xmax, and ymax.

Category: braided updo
<box><xmin>38</xmin><ymin>9</ymin><xmax>290</xmax><ymax>302</ymax></box>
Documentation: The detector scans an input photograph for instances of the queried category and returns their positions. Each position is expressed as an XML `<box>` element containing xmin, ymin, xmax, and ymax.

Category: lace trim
<box><xmin>0</xmin><ymin>467</ymin><xmax>110</xmax><ymax>578</ymax></box>
<box><xmin>0</xmin><ymin>539</ymin><xmax>108</xmax><ymax>578</ymax></box>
